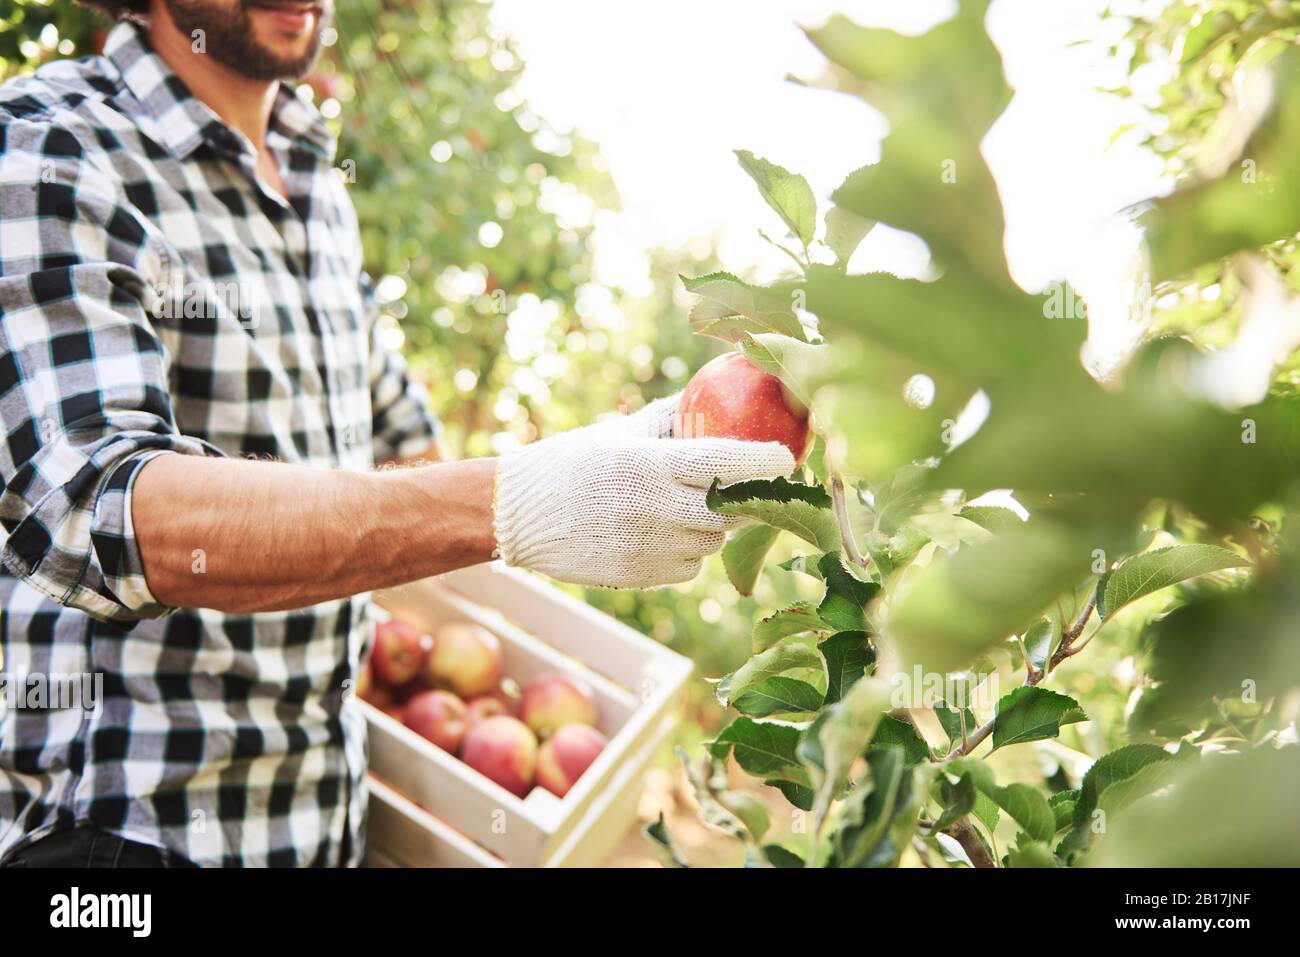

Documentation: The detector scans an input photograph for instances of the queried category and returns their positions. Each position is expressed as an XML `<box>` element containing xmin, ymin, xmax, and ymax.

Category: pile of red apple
<box><xmin>358</xmin><ymin>616</ymin><xmax>607</xmax><ymax>799</ymax></box>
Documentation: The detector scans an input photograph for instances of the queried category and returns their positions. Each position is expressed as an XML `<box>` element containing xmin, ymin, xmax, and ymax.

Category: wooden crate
<box><xmin>363</xmin><ymin>561</ymin><xmax>692</xmax><ymax>867</ymax></box>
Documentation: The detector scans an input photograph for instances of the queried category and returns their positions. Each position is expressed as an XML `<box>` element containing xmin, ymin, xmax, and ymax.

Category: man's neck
<box><xmin>147</xmin><ymin>9</ymin><xmax>279</xmax><ymax>153</ymax></box>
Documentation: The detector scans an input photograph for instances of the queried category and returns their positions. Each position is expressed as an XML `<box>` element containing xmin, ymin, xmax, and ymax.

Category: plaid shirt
<box><xmin>0</xmin><ymin>22</ymin><xmax>440</xmax><ymax>866</ymax></box>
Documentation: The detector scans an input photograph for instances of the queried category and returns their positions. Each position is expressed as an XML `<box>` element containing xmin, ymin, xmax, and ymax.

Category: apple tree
<box><xmin>651</xmin><ymin>0</ymin><xmax>1300</xmax><ymax>868</ymax></box>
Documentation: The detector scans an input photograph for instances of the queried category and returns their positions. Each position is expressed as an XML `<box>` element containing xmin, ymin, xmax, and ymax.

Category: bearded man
<box><xmin>0</xmin><ymin>1</ymin><xmax>791</xmax><ymax>866</ymax></box>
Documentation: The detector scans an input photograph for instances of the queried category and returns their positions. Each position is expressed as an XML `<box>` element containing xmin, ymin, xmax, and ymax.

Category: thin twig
<box><xmin>944</xmin><ymin>593</ymin><xmax>1101</xmax><ymax>760</ymax></box>
<box><xmin>830</xmin><ymin>473</ymin><xmax>869</xmax><ymax>568</ymax></box>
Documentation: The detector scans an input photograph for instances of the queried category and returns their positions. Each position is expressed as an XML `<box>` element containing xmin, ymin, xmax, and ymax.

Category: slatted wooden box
<box><xmin>362</xmin><ymin>562</ymin><xmax>692</xmax><ymax>867</ymax></box>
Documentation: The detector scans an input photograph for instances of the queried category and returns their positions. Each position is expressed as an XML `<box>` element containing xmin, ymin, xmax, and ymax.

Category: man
<box><xmin>0</xmin><ymin>1</ymin><xmax>792</xmax><ymax>866</ymax></box>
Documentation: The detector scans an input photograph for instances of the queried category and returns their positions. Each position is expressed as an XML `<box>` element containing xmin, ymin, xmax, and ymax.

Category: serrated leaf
<box><xmin>1059</xmin><ymin>744</ymin><xmax>1183</xmax><ymax>859</ymax></box>
<box><xmin>1021</xmin><ymin>617</ymin><xmax>1055</xmax><ymax>673</ymax></box>
<box><xmin>829</xmin><ymin>746</ymin><xmax>931</xmax><ymax>868</ymax></box>
<box><xmin>707</xmin><ymin>477</ymin><xmax>839</xmax><ymax>551</ymax></box>
<box><xmin>957</xmin><ymin>505</ymin><xmax>1024</xmax><ymax>534</ymax></box>
<box><xmin>735</xmin><ymin>149</ymin><xmax>818</xmax><ymax>249</ymax></box>
<box><xmin>682</xmin><ymin>271</ymin><xmax>807</xmax><ymax>342</ymax></box>
<box><xmin>727</xmin><ymin>638</ymin><xmax>824</xmax><ymax>705</ymax></box>
<box><xmin>824</xmin><ymin>204</ymin><xmax>875</xmax><ymax>264</ymax></box>
<box><xmin>947</xmin><ymin>758</ymin><xmax>1056</xmax><ymax>843</ymax></box>
<box><xmin>721</xmin><ymin>523</ymin><xmax>781</xmax><ymax>597</ymax></box>
<box><xmin>718</xmin><ymin>791</ymin><xmax>772</xmax><ymax>843</ymax></box>
<box><xmin>752</xmin><ymin>602</ymin><xmax>827</xmax><ymax>653</ymax></box>
<box><xmin>820</xmin><ymin>631</ymin><xmax>874</xmax><ymax>705</ymax></box>
<box><xmin>1049</xmin><ymin>790</ymin><xmax>1079</xmax><ymax>832</ymax></box>
<box><xmin>733</xmin><ymin>676</ymin><xmax>824</xmax><ymax>717</ymax></box>
<box><xmin>935</xmin><ymin>700</ymin><xmax>976</xmax><ymax>749</ymax></box>
<box><xmin>817</xmin><ymin>551</ymin><xmax>879</xmax><ymax>632</ymax></box>
<box><xmin>801</xmin><ymin>678</ymin><xmax>893</xmax><ymax>833</ymax></box>
<box><xmin>868</xmin><ymin>714</ymin><xmax>932</xmax><ymax>765</ymax></box>
<box><xmin>709</xmin><ymin>717</ymin><xmax>803</xmax><ymax>777</ymax></box>
<box><xmin>739</xmin><ymin>333</ymin><xmax>824</xmax><ymax>405</ymax></box>
<box><xmin>991</xmin><ymin>686</ymin><xmax>1087</xmax><ymax>751</ymax></box>
<box><xmin>1099</xmin><ymin>544</ymin><xmax>1248</xmax><ymax>620</ymax></box>
<box><xmin>933</xmin><ymin>772</ymin><xmax>978</xmax><ymax>831</ymax></box>
<box><xmin>779</xmin><ymin>553</ymin><xmax>826</xmax><ymax>581</ymax></box>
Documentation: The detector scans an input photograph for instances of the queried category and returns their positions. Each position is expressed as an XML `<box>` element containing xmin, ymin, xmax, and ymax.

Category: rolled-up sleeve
<box><xmin>360</xmin><ymin>271</ymin><xmax>442</xmax><ymax>463</ymax></box>
<box><xmin>0</xmin><ymin>119</ymin><xmax>222</xmax><ymax>623</ymax></box>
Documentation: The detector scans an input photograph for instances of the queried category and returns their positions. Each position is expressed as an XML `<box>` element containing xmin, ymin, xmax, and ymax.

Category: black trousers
<box><xmin>0</xmin><ymin>824</ymin><xmax>197</xmax><ymax>868</ymax></box>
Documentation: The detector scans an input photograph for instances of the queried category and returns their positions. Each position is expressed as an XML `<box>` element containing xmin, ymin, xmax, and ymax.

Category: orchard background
<box><xmin>5</xmin><ymin>0</ymin><xmax>1299</xmax><ymax>866</ymax></box>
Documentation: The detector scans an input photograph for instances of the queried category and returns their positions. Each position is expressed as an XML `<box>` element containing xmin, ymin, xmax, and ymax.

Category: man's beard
<box><xmin>163</xmin><ymin>0</ymin><xmax>331</xmax><ymax>81</ymax></box>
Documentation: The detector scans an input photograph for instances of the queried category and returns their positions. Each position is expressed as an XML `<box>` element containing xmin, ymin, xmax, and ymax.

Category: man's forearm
<box><xmin>132</xmin><ymin>453</ymin><xmax>497</xmax><ymax>613</ymax></box>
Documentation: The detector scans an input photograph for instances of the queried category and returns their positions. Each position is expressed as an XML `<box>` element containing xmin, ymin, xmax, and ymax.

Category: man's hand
<box><xmin>494</xmin><ymin>395</ymin><xmax>795</xmax><ymax>589</ymax></box>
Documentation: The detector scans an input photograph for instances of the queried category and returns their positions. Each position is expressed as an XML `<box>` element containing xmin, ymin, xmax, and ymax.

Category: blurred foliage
<box><xmin>658</xmin><ymin>0</ymin><xmax>1300</xmax><ymax>868</ymax></box>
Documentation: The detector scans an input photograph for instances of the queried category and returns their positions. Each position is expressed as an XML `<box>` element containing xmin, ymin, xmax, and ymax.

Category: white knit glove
<box><xmin>494</xmin><ymin>394</ymin><xmax>795</xmax><ymax>588</ymax></box>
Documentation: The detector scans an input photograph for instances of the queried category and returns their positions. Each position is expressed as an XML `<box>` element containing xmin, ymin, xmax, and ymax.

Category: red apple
<box><xmin>402</xmin><ymin>690</ymin><xmax>469</xmax><ymax>754</ymax></box>
<box><xmin>466</xmin><ymin>695</ymin><xmax>511</xmax><ymax>725</ymax></box>
<box><xmin>519</xmin><ymin>671</ymin><xmax>598</xmax><ymax>739</ymax></box>
<box><xmin>425</xmin><ymin>622</ymin><xmax>502</xmax><ymax>698</ymax></box>
<box><xmin>459</xmin><ymin>716</ymin><xmax>538</xmax><ymax>798</ymax></box>
<box><xmin>675</xmin><ymin>352</ymin><xmax>811</xmax><ymax>463</ymax></box>
<box><xmin>536</xmin><ymin>724</ymin><xmax>607</xmax><ymax>798</ymax></box>
<box><xmin>370</xmin><ymin>618</ymin><xmax>431</xmax><ymax>687</ymax></box>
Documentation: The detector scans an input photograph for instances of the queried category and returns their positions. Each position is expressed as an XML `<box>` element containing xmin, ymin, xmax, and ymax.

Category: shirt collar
<box><xmin>103</xmin><ymin>20</ymin><xmax>336</xmax><ymax>162</ymax></box>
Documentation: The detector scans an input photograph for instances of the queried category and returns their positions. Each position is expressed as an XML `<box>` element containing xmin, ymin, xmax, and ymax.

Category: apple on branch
<box><xmin>674</xmin><ymin>351</ymin><xmax>811</xmax><ymax>463</ymax></box>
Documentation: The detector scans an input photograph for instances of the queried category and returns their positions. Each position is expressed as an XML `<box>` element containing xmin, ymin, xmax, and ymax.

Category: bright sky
<box><xmin>491</xmin><ymin>0</ymin><xmax>1172</xmax><ymax>369</ymax></box>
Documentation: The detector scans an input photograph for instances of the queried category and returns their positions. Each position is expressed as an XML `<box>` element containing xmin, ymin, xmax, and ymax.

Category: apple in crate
<box><xmin>536</xmin><ymin>724</ymin><xmax>607</xmax><ymax>798</ymax></box>
<box><xmin>371</xmin><ymin>618</ymin><xmax>431</xmax><ymax>686</ymax></box>
<box><xmin>460</xmin><ymin>716</ymin><xmax>538</xmax><ymax>798</ymax></box>
<box><xmin>466</xmin><ymin>695</ymin><xmax>511</xmax><ymax>725</ymax></box>
<box><xmin>519</xmin><ymin>671</ymin><xmax>597</xmax><ymax>738</ymax></box>
<box><xmin>402</xmin><ymin>690</ymin><xmax>469</xmax><ymax>754</ymax></box>
<box><xmin>425</xmin><ymin>622</ymin><xmax>502</xmax><ymax>698</ymax></box>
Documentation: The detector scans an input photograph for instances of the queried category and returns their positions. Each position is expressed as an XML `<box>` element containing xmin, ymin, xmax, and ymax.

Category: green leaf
<box><xmin>681</xmin><ymin>271</ymin><xmax>807</xmax><ymax>342</ymax></box>
<box><xmin>1089</xmin><ymin>747</ymin><xmax>1300</xmax><ymax>867</ymax></box>
<box><xmin>868</xmin><ymin>715</ymin><xmax>932</xmax><ymax>765</ymax></box>
<box><xmin>1006</xmin><ymin>840</ymin><xmax>1059</xmax><ymax>868</ymax></box>
<box><xmin>817</xmin><ymin>551</ymin><xmax>879</xmax><ymax>631</ymax></box>
<box><xmin>735</xmin><ymin>149</ymin><xmax>818</xmax><ymax>249</ymax></box>
<box><xmin>707</xmin><ymin>477</ymin><xmax>839</xmax><ymax>552</ymax></box>
<box><xmin>709</xmin><ymin>717</ymin><xmax>803</xmax><ymax>777</ymax></box>
<box><xmin>824</xmin><ymin>203</ymin><xmax>875</xmax><ymax>265</ymax></box>
<box><xmin>820</xmin><ymin>631</ymin><xmax>874</xmax><ymax>705</ymax></box>
<box><xmin>721</xmin><ymin>524</ymin><xmax>781</xmax><ymax>597</ymax></box>
<box><xmin>752</xmin><ymin>601</ymin><xmax>827</xmax><ymax>653</ymax></box>
<box><xmin>829</xmin><ymin>747</ymin><xmax>931</xmax><ymax>868</ymax></box>
<box><xmin>778</xmin><ymin>553</ymin><xmax>826</xmax><ymax>581</ymax></box>
<box><xmin>762</xmin><ymin>843</ymin><xmax>805</xmax><ymax>868</ymax></box>
<box><xmin>767</xmin><ymin>778</ymin><xmax>814</xmax><ymax>811</ymax></box>
<box><xmin>726</xmin><ymin>638</ymin><xmax>824</xmax><ymax>704</ymax></box>
<box><xmin>935</xmin><ymin>700</ymin><xmax>976</xmax><ymax>749</ymax></box>
<box><xmin>957</xmin><ymin>505</ymin><xmax>1024</xmax><ymax>534</ymax></box>
<box><xmin>800</xmin><ymin>677</ymin><xmax>893</xmax><ymax>832</ymax></box>
<box><xmin>732</xmin><ymin>676</ymin><xmax>825</xmax><ymax>717</ymax></box>
<box><xmin>643</xmin><ymin>813</ymin><xmax>689</xmax><ymax>867</ymax></box>
<box><xmin>1020</xmin><ymin>617</ymin><xmax>1055</xmax><ymax>673</ymax></box>
<box><xmin>738</xmin><ymin>332</ymin><xmax>825</xmax><ymax>405</ymax></box>
<box><xmin>1049</xmin><ymin>790</ymin><xmax>1078</xmax><ymax>832</ymax></box>
<box><xmin>947</xmin><ymin>758</ymin><xmax>1056</xmax><ymax>843</ymax></box>
<box><xmin>1098</xmin><ymin>544</ymin><xmax>1248</xmax><ymax>620</ymax></box>
<box><xmin>932</xmin><ymin>772</ymin><xmax>978</xmax><ymax>831</ymax></box>
<box><xmin>991</xmin><ymin>686</ymin><xmax>1087</xmax><ymax>751</ymax></box>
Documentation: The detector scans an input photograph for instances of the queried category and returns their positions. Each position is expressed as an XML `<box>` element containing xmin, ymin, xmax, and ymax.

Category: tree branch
<box><xmin>831</xmin><ymin>473</ymin><xmax>869</xmax><ymax>568</ymax></box>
